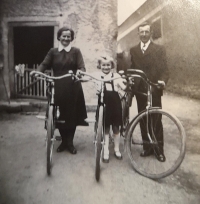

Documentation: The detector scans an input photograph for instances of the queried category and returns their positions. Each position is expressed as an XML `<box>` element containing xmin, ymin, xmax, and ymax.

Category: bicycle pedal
<box><xmin>36</xmin><ymin>115</ymin><xmax>46</xmax><ymax>120</ymax></box>
<box><xmin>55</xmin><ymin>136</ymin><xmax>62</xmax><ymax>141</ymax></box>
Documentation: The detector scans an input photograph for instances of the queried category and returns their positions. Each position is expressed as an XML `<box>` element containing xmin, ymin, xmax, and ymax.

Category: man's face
<box><xmin>138</xmin><ymin>25</ymin><xmax>151</xmax><ymax>44</ymax></box>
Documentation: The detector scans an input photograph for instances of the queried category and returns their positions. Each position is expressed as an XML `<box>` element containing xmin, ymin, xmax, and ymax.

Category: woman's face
<box><xmin>100</xmin><ymin>60</ymin><xmax>112</xmax><ymax>74</ymax></box>
<box><xmin>59</xmin><ymin>30</ymin><xmax>72</xmax><ymax>47</ymax></box>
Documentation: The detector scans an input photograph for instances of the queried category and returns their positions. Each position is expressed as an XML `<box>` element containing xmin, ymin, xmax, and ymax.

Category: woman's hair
<box><xmin>97</xmin><ymin>55</ymin><xmax>115</xmax><ymax>69</ymax></box>
<box><xmin>57</xmin><ymin>26</ymin><xmax>75</xmax><ymax>41</ymax></box>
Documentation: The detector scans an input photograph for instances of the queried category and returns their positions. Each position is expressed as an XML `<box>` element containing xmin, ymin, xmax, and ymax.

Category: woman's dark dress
<box><xmin>37</xmin><ymin>47</ymin><xmax>88</xmax><ymax>128</ymax></box>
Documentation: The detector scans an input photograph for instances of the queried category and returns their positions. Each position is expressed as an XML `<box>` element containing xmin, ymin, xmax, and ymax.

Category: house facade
<box><xmin>118</xmin><ymin>0</ymin><xmax>200</xmax><ymax>99</ymax></box>
<box><xmin>0</xmin><ymin>0</ymin><xmax>117</xmax><ymax>102</ymax></box>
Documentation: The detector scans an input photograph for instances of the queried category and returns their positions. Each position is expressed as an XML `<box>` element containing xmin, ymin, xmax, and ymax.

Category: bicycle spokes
<box><xmin>127</xmin><ymin>109</ymin><xmax>186</xmax><ymax>179</ymax></box>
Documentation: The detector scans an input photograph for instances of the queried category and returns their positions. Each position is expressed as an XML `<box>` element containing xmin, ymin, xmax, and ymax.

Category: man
<box><xmin>130</xmin><ymin>21</ymin><xmax>169</xmax><ymax>162</ymax></box>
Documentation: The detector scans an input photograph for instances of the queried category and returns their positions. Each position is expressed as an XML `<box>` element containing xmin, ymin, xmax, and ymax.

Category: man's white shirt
<box><xmin>140</xmin><ymin>40</ymin><xmax>151</xmax><ymax>52</ymax></box>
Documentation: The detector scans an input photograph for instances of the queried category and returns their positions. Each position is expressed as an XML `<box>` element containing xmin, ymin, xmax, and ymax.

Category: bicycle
<box><xmin>77</xmin><ymin>70</ymin><xmax>123</xmax><ymax>181</ymax></box>
<box><xmin>123</xmin><ymin>69</ymin><xmax>186</xmax><ymax>179</ymax></box>
<box><xmin>30</xmin><ymin>70</ymin><xmax>75</xmax><ymax>175</ymax></box>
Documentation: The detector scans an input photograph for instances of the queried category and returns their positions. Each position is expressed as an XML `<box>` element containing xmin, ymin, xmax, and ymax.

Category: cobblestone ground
<box><xmin>0</xmin><ymin>92</ymin><xmax>200</xmax><ymax>204</ymax></box>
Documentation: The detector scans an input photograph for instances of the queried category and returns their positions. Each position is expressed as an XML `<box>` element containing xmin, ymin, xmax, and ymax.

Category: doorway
<box><xmin>8</xmin><ymin>22</ymin><xmax>59</xmax><ymax>99</ymax></box>
<box><xmin>13</xmin><ymin>26</ymin><xmax>54</xmax><ymax>67</ymax></box>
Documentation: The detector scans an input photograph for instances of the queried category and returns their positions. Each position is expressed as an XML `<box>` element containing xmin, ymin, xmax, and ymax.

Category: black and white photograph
<box><xmin>0</xmin><ymin>0</ymin><xmax>200</xmax><ymax>203</ymax></box>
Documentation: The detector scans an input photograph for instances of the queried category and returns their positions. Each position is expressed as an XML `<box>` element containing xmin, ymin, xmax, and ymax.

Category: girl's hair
<box><xmin>57</xmin><ymin>26</ymin><xmax>75</xmax><ymax>41</ymax></box>
<box><xmin>97</xmin><ymin>56</ymin><xmax>115</xmax><ymax>69</ymax></box>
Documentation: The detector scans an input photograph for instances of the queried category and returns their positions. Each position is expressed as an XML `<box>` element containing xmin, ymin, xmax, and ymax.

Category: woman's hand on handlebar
<box><xmin>30</xmin><ymin>71</ymin><xmax>40</xmax><ymax>78</ymax></box>
<box><xmin>76</xmin><ymin>69</ymin><xmax>85</xmax><ymax>77</ymax></box>
<box><xmin>75</xmin><ymin>70</ymin><xmax>91</xmax><ymax>82</ymax></box>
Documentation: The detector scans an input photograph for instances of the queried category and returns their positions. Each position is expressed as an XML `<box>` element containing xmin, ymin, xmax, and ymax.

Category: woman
<box><xmin>37</xmin><ymin>26</ymin><xmax>88</xmax><ymax>154</ymax></box>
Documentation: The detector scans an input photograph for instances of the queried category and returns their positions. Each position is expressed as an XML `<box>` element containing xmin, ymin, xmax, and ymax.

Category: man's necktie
<box><xmin>142</xmin><ymin>43</ymin><xmax>146</xmax><ymax>54</ymax></box>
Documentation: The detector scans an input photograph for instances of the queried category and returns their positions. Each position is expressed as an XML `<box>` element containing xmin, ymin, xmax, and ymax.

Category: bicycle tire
<box><xmin>95</xmin><ymin>105</ymin><xmax>103</xmax><ymax>181</ymax></box>
<box><xmin>46</xmin><ymin>105</ymin><xmax>54</xmax><ymax>175</ymax></box>
<box><xmin>126</xmin><ymin>108</ymin><xmax>186</xmax><ymax>179</ymax></box>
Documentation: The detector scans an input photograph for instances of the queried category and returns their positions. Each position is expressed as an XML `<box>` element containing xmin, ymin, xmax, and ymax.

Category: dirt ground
<box><xmin>0</xmin><ymin>92</ymin><xmax>200</xmax><ymax>204</ymax></box>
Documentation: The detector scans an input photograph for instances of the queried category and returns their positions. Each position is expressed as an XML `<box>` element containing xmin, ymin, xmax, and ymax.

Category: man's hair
<box><xmin>138</xmin><ymin>21</ymin><xmax>152</xmax><ymax>31</ymax></box>
<box><xmin>57</xmin><ymin>26</ymin><xmax>75</xmax><ymax>41</ymax></box>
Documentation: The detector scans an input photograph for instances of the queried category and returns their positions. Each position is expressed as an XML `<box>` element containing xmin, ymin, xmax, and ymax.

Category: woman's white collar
<box><xmin>58</xmin><ymin>42</ymin><xmax>72</xmax><ymax>52</ymax></box>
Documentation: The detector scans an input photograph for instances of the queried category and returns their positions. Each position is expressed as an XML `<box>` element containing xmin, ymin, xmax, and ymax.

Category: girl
<box><xmin>96</xmin><ymin>55</ymin><xmax>126</xmax><ymax>162</ymax></box>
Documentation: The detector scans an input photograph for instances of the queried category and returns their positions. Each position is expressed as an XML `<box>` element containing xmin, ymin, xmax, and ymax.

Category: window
<box><xmin>151</xmin><ymin>17</ymin><xmax>162</xmax><ymax>40</ymax></box>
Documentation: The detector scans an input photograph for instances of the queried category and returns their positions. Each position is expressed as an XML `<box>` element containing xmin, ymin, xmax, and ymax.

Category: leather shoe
<box><xmin>102</xmin><ymin>158</ymin><xmax>109</xmax><ymax>163</ymax></box>
<box><xmin>67</xmin><ymin>145</ymin><xmax>77</xmax><ymax>154</ymax></box>
<box><xmin>155</xmin><ymin>153</ymin><xmax>166</xmax><ymax>162</ymax></box>
<box><xmin>140</xmin><ymin>149</ymin><xmax>154</xmax><ymax>157</ymax></box>
<box><xmin>57</xmin><ymin>142</ymin><xmax>66</xmax><ymax>152</ymax></box>
<box><xmin>114</xmin><ymin>151</ymin><xmax>123</xmax><ymax>160</ymax></box>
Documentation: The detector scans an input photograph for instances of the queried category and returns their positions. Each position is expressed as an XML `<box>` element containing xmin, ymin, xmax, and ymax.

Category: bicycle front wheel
<box><xmin>127</xmin><ymin>108</ymin><xmax>186</xmax><ymax>179</ymax></box>
<box><xmin>95</xmin><ymin>105</ymin><xmax>104</xmax><ymax>181</ymax></box>
<box><xmin>46</xmin><ymin>105</ymin><xmax>55</xmax><ymax>175</ymax></box>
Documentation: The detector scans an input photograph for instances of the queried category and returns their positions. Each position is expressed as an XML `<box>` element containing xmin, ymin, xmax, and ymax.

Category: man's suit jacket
<box><xmin>130</xmin><ymin>42</ymin><xmax>169</xmax><ymax>96</ymax></box>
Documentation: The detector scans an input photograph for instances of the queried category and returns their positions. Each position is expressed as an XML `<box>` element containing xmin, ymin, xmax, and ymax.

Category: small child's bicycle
<box><xmin>30</xmin><ymin>70</ymin><xmax>75</xmax><ymax>175</ymax></box>
<box><xmin>121</xmin><ymin>69</ymin><xmax>186</xmax><ymax>179</ymax></box>
<box><xmin>77</xmin><ymin>71</ymin><xmax>123</xmax><ymax>181</ymax></box>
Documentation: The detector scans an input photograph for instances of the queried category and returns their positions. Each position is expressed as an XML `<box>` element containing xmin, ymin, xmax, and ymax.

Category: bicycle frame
<box><xmin>95</xmin><ymin>81</ymin><xmax>106</xmax><ymax>143</ymax></box>
<box><xmin>117</xmin><ymin>70</ymin><xmax>186</xmax><ymax>179</ymax></box>
<box><xmin>77</xmin><ymin>70</ymin><xmax>123</xmax><ymax>181</ymax></box>
<box><xmin>123</xmin><ymin>69</ymin><xmax>165</xmax><ymax>145</ymax></box>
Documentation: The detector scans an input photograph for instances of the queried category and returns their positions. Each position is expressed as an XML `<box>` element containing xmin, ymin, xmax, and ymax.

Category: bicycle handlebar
<box><xmin>30</xmin><ymin>70</ymin><xmax>75</xmax><ymax>80</ymax></box>
<box><xmin>77</xmin><ymin>70</ymin><xmax>122</xmax><ymax>83</ymax></box>
<box><xmin>120</xmin><ymin>69</ymin><xmax>165</xmax><ymax>89</ymax></box>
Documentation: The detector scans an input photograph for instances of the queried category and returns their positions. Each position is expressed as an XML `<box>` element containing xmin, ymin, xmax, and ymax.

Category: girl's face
<box><xmin>100</xmin><ymin>61</ymin><xmax>112</xmax><ymax>74</ymax></box>
<box><xmin>60</xmin><ymin>30</ymin><xmax>72</xmax><ymax>47</ymax></box>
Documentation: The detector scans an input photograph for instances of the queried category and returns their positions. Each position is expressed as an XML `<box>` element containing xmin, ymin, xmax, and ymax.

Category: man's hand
<box><xmin>157</xmin><ymin>80</ymin><xmax>165</xmax><ymax>89</ymax></box>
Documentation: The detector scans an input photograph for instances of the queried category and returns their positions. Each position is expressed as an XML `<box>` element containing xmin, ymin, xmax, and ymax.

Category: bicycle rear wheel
<box><xmin>46</xmin><ymin>105</ymin><xmax>55</xmax><ymax>175</ymax></box>
<box><xmin>95</xmin><ymin>105</ymin><xmax>104</xmax><ymax>181</ymax></box>
<box><xmin>127</xmin><ymin>108</ymin><xmax>186</xmax><ymax>179</ymax></box>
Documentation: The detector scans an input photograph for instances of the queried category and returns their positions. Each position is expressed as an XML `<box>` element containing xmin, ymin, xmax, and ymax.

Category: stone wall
<box><xmin>0</xmin><ymin>0</ymin><xmax>117</xmax><ymax>102</ymax></box>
